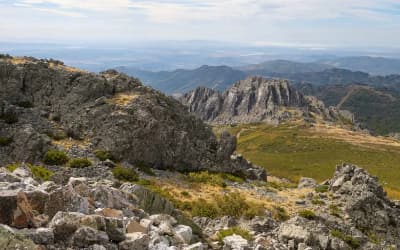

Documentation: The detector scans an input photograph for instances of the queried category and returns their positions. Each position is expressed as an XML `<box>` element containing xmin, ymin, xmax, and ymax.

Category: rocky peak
<box><xmin>0</xmin><ymin>56</ymin><xmax>265</xmax><ymax>179</ymax></box>
<box><xmin>180</xmin><ymin>76</ymin><xmax>345</xmax><ymax>125</ymax></box>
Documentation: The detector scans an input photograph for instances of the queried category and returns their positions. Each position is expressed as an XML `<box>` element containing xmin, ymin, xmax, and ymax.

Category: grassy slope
<box><xmin>223</xmin><ymin>123</ymin><xmax>400</xmax><ymax>199</ymax></box>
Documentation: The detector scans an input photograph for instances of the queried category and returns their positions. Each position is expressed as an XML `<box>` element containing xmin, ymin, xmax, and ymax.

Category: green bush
<box><xmin>68</xmin><ymin>158</ymin><xmax>92</xmax><ymax>168</ymax></box>
<box><xmin>29</xmin><ymin>165</ymin><xmax>54</xmax><ymax>181</ymax></box>
<box><xmin>0</xmin><ymin>113</ymin><xmax>18</xmax><ymax>124</ymax></box>
<box><xmin>299</xmin><ymin>210</ymin><xmax>317</xmax><ymax>220</ymax></box>
<box><xmin>217</xmin><ymin>227</ymin><xmax>252</xmax><ymax>242</ymax></box>
<box><xmin>329</xmin><ymin>204</ymin><xmax>341</xmax><ymax>218</ymax></box>
<box><xmin>112</xmin><ymin>165</ymin><xmax>139</xmax><ymax>182</ymax></box>
<box><xmin>135</xmin><ymin>161</ymin><xmax>155</xmax><ymax>176</ymax></box>
<box><xmin>315</xmin><ymin>185</ymin><xmax>329</xmax><ymax>193</ymax></box>
<box><xmin>5</xmin><ymin>163</ymin><xmax>19</xmax><ymax>172</ymax></box>
<box><xmin>331</xmin><ymin>230</ymin><xmax>361</xmax><ymax>249</ymax></box>
<box><xmin>191</xmin><ymin>199</ymin><xmax>220</xmax><ymax>218</ymax></box>
<box><xmin>0</xmin><ymin>137</ymin><xmax>12</xmax><ymax>146</ymax></box>
<box><xmin>272</xmin><ymin>206</ymin><xmax>289</xmax><ymax>221</ymax></box>
<box><xmin>311</xmin><ymin>197</ymin><xmax>325</xmax><ymax>205</ymax></box>
<box><xmin>94</xmin><ymin>150</ymin><xmax>115</xmax><ymax>161</ymax></box>
<box><xmin>16</xmin><ymin>101</ymin><xmax>33</xmax><ymax>108</ymax></box>
<box><xmin>180</xmin><ymin>191</ymin><xmax>190</xmax><ymax>197</ymax></box>
<box><xmin>46</xmin><ymin>130</ymin><xmax>67</xmax><ymax>141</ymax></box>
<box><xmin>43</xmin><ymin>150</ymin><xmax>69</xmax><ymax>165</ymax></box>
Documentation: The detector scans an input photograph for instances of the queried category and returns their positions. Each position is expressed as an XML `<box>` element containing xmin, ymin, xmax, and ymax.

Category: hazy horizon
<box><xmin>1</xmin><ymin>0</ymin><xmax>400</xmax><ymax>49</ymax></box>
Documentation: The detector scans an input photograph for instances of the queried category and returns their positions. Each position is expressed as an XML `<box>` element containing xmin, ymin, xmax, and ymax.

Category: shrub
<box><xmin>271</xmin><ymin>206</ymin><xmax>289</xmax><ymax>221</ymax></box>
<box><xmin>331</xmin><ymin>230</ymin><xmax>361</xmax><ymax>249</ymax></box>
<box><xmin>0</xmin><ymin>113</ymin><xmax>18</xmax><ymax>124</ymax></box>
<box><xmin>112</xmin><ymin>165</ymin><xmax>139</xmax><ymax>182</ymax></box>
<box><xmin>0</xmin><ymin>137</ymin><xmax>12</xmax><ymax>146</ymax></box>
<box><xmin>311</xmin><ymin>198</ymin><xmax>325</xmax><ymax>205</ymax></box>
<box><xmin>315</xmin><ymin>185</ymin><xmax>329</xmax><ymax>193</ymax></box>
<box><xmin>191</xmin><ymin>199</ymin><xmax>220</xmax><ymax>218</ymax></box>
<box><xmin>94</xmin><ymin>150</ymin><xmax>115</xmax><ymax>161</ymax></box>
<box><xmin>46</xmin><ymin>130</ymin><xmax>67</xmax><ymax>141</ymax></box>
<box><xmin>180</xmin><ymin>191</ymin><xmax>190</xmax><ymax>197</ymax></box>
<box><xmin>16</xmin><ymin>101</ymin><xmax>33</xmax><ymax>108</ymax></box>
<box><xmin>299</xmin><ymin>210</ymin><xmax>317</xmax><ymax>220</ymax></box>
<box><xmin>217</xmin><ymin>227</ymin><xmax>252</xmax><ymax>242</ymax></box>
<box><xmin>214</xmin><ymin>192</ymin><xmax>251</xmax><ymax>218</ymax></box>
<box><xmin>29</xmin><ymin>165</ymin><xmax>54</xmax><ymax>181</ymax></box>
<box><xmin>68</xmin><ymin>158</ymin><xmax>92</xmax><ymax>168</ymax></box>
<box><xmin>135</xmin><ymin>161</ymin><xmax>155</xmax><ymax>176</ymax></box>
<box><xmin>137</xmin><ymin>178</ymin><xmax>152</xmax><ymax>186</ymax></box>
<box><xmin>5</xmin><ymin>163</ymin><xmax>19</xmax><ymax>172</ymax></box>
<box><xmin>43</xmin><ymin>150</ymin><xmax>69</xmax><ymax>165</ymax></box>
<box><xmin>329</xmin><ymin>204</ymin><xmax>341</xmax><ymax>218</ymax></box>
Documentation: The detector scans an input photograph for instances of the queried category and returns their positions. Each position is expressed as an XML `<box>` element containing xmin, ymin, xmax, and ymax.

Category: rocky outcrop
<box><xmin>179</xmin><ymin>76</ymin><xmax>348</xmax><ymax>125</ymax></box>
<box><xmin>0</xmin><ymin>165</ymin><xmax>206</xmax><ymax>249</ymax></box>
<box><xmin>0</xmin><ymin>56</ymin><xmax>265</xmax><ymax>179</ymax></box>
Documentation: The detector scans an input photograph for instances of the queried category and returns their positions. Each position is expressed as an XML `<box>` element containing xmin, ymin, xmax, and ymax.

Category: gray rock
<box><xmin>72</xmin><ymin>226</ymin><xmax>109</xmax><ymax>248</ymax></box>
<box><xmin>119</xmin><ymin>232</ymin><xmax>150</xmax><ymax>250</ymax></box>
<box><xmin>174</xmin><ymin>224</ymin><xmax>192</xmax><ymax>244</ymax></box>
<box><xmin>19</xmin><ymin>227</ymin><xmax>54</xmax><ymax>245</ymax></box>
<box><xmin>180</xmin><ymin>76</ymin><xmax>344</xmax><ymax>126</ymax></box>
<box><xmin>222</xmin><ymin>234</ymin><xmax>249</xmax><ymax>250</ymax></box>
<box><xmin>183</xmin><ymin>242</ymin><xmax>204</xmax><ymax>250</ymax></box>
<box><xmin>298</xmin><ymin>177</ymin><xmax>317</xmax><ymax>189</ymax></box>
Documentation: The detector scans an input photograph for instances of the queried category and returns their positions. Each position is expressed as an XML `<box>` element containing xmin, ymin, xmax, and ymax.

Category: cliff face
<box><xmin>180</xmin><ymin>76</ymin><xmax>343</xmax><ymax>125</ymax></box>
<box><xmin>0</xmin><ymin>57</ymin><xmax>264</xmax><ymax>178</ymax></box>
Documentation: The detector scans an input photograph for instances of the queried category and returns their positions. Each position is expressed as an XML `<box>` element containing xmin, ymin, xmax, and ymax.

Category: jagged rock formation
<box><xmin>0</xmin><ymin>56</ymin><xmax>265</xmax><ymax>178</ymax></box>
<box><xmin>179</xmin><ymin>76</ymin><xmax>347</xmax><ymax>125</ymax></box>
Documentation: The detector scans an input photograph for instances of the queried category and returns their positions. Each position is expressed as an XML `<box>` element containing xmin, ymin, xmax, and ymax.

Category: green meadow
<box><xmin>222</xmin><ymin>123</ymin><xmax>400</xmax><ymax>199</ymax></box>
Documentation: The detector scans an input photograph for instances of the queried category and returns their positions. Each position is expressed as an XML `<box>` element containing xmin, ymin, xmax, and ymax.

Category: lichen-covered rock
<box><xmin>0</xmin><ymin>225</ymin><xmax>38</xmax><ymax>250</ymax></box>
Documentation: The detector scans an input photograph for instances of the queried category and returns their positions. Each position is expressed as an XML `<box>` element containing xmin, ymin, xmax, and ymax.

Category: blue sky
<box><xmin>1</xmin><ymin>0</ymin><xmax>400</xmax><ymax>48</ymax></box>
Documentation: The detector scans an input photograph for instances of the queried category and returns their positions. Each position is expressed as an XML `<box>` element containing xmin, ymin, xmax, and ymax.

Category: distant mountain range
<box><xmin>117</xmin><ymin>57</ymin><xmax>400</xmax><ymax>135</ymax></box>
<box><xmin>118</xmin><ymin>57</ymin><xmax>400</xmax><ymax>94</ymax></box>
<box><xmin>116</xmin><ymin>65</ymin><xmax>247</xmax><ymax>94</ymax></box>
<box><xmin>320</xmin><ymin>56</ymin><xmax>400</xmax><ymax>76</ymax></box>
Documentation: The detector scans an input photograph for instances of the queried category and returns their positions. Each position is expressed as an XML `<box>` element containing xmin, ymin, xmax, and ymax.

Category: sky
<box><xmin>1</xmin><ymin>0</ymin><xmax>400</xmax><ymax>48</ymax></box>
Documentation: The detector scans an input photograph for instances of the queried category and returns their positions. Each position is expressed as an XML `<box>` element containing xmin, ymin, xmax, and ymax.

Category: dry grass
<box><xmin>52</xmin><ymin>138</ymin><xmax>90</xmax><ymax>150</ymax></box>
<box><xmin>310</xmin><ymin>123</ymin><xmax>400</xmax><ymax>149</ymax></box>
<box><xmin>108</xmin><ymin>93</ymin><xmax>140</xmax><ymax>106</ymax></box>
<box><xmin>142</xmin><ymin>173</ymin><xmax>313</xmax><ymax>216</ymax></box>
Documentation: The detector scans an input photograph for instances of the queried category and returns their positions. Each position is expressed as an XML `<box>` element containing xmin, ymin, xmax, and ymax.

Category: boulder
<box><xmin>278</xmin><ymin>218</ymin><xmax>313</xmax><ymax>245</ymax></box>
<box><xmin>298</xmin><ymin>177</ymin><xmax>317</xmax><ymax>189</ymax></box>
<box><xmin>0</xmin><ymin>225</ymin><xmax>38</xmax><ymax>250</ymax></box>
<box><xmin>19</xmin><ymin>227</ymin><xmax>54</xmax><ymax>245</ymax></box>
<box><xmin>174</xmin><ymin>224</ymin><xmax>192</xmax><ymax>244</ymax></box>
<box><xmin>222</xmin><ymin>234</ymin><xmax>249</xmax><ymax>250</ymax></box>
<box><xmin>0</xmin><ymin>190</ymin><xmax>45</xmax><ymax>228</ymax></box>
<box><xmin>71</xmin><ymin>226</ymin><xmax>110</xmax><ymax>248</ymax></box>
<box><xmin>119</xmin><ymin>232</ymin><xmax>150</xmax><ymax>250</ymax></box>
<box><xmin>126</xmin><ymin>219</ymin><xmax>147</xmax><ymax>233</ymax></box>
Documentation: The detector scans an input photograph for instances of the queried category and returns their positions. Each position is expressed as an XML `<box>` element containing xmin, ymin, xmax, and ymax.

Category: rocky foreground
<box><xmin>1</xmin><ymin>163</ymin><xmax>400</xmax><ymax>250</ymax></box>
